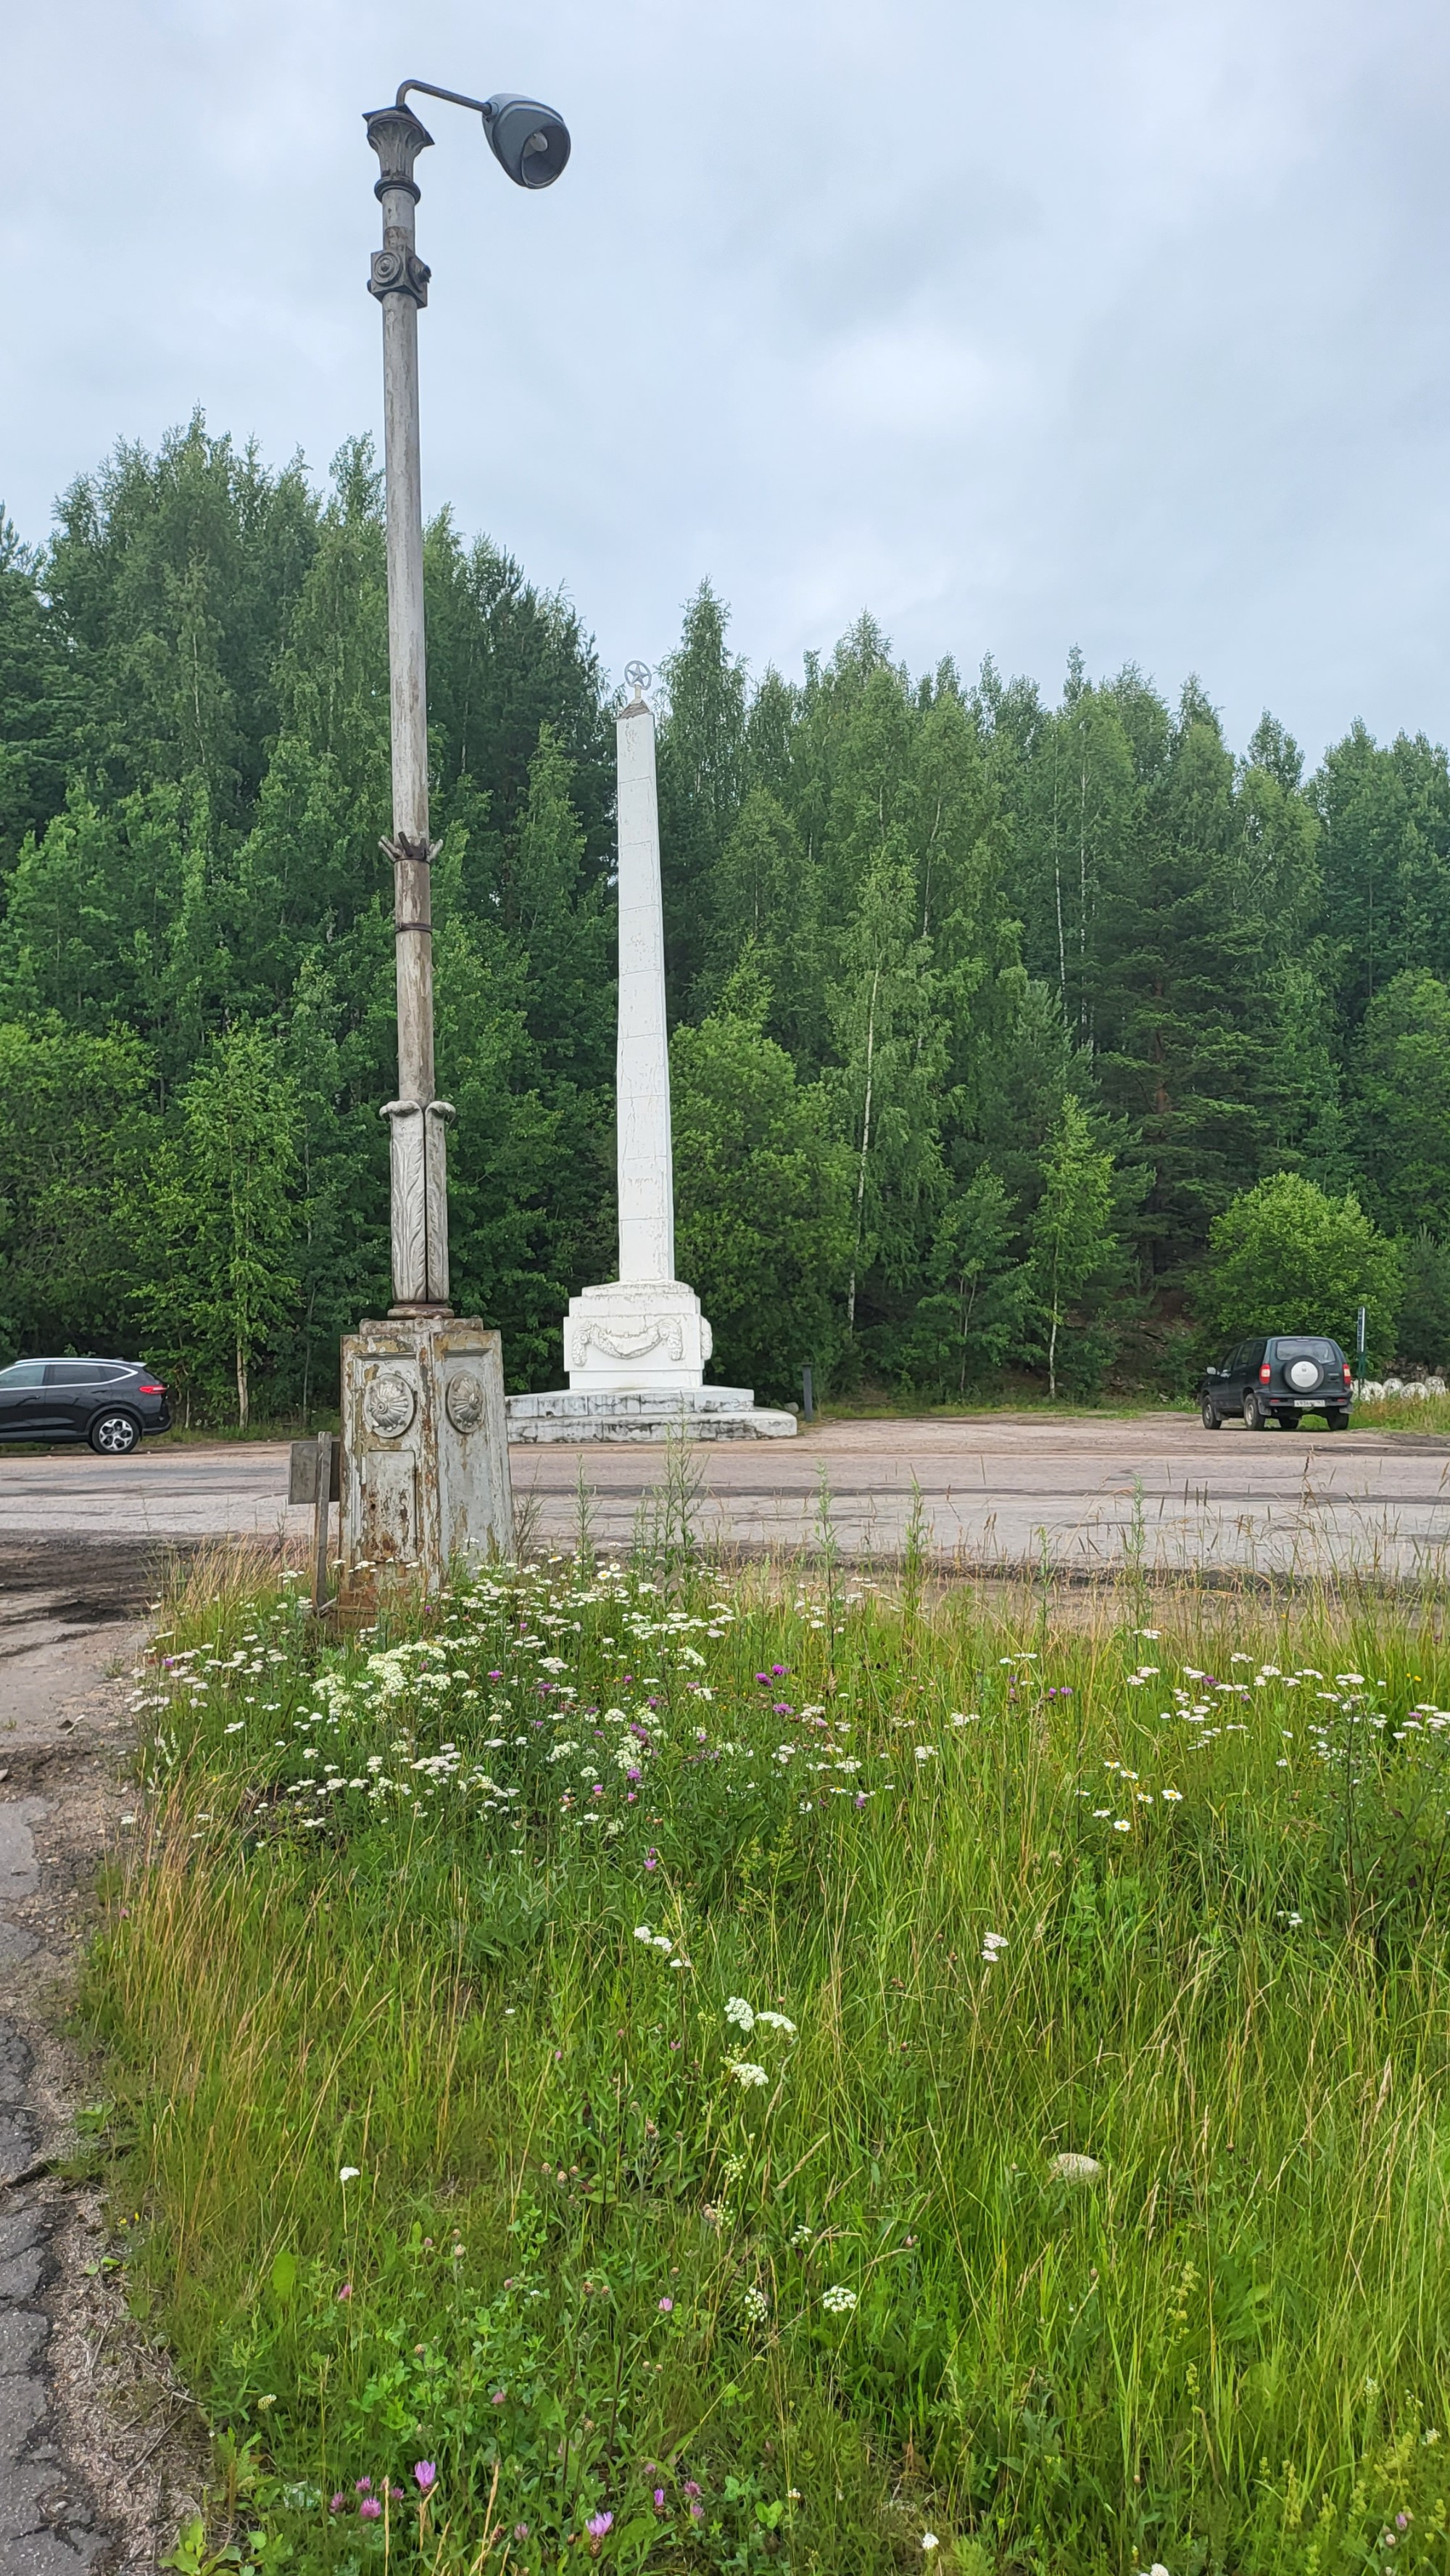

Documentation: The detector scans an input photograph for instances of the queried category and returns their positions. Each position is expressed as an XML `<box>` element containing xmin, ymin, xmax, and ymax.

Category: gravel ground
<box><xmin>6</xmin><ymin>1413</ymin><xmax>1450</xmax><ymax>1580</ymax></box>
<box><xmin>0</xmin><ymin>1548</ymin><xmax>208</xmax><ymax>2575</ymax></box>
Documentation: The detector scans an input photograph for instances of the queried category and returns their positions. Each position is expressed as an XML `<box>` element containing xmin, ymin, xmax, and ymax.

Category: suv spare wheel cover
<box><xmin>1287</xmin><ymin>1357</ymin><xmax>1322</xmax><ymax>1391</ymax></box>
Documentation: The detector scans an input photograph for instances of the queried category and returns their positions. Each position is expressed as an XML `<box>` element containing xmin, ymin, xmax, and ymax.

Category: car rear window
<box><xmin>1273</xmin><ymin>1338</ymin><xmax>1339</xmax><ymax>1363</ymax></box>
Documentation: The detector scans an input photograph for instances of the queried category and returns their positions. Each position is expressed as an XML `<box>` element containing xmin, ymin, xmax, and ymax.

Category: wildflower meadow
<box><xmin>88</xmin><ymin>1534</ymin><xmax>1450</xmax><ymax>2575</ymax></box>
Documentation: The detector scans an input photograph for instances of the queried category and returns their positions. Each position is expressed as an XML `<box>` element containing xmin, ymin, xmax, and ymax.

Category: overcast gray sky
<box><xmin>10</xmin><ymin>0</ymin><xmax>1450</xmax><ymax>756</ymax></box>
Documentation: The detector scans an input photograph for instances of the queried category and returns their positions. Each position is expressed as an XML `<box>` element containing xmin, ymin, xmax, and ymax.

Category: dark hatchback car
<box><xmin>0</xmin><ymin>1358</ymin><xmax>171</xmax><ymax>1455</ymax></box>
<box><xmin>1201</xmin><ymin>1334</ymin><xmax>1354</xmax><ymax>1432</ymax></box>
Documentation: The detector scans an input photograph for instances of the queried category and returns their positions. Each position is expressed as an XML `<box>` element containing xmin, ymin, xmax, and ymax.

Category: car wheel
<box><xmin>1243</xmin><ymin>1391</ymin><xmax>1265</xmax><ymax>1431</ymax></box>
<box><xmin>1326</xmin><ymin>1409</ymin><xmax>1350</xmax><ymax>1432</ymax></box>
<box><xmin>1201</xmin><ymin>1396</ymin><xmax>1221</xmax><ymax>1429</ymax></box>
<box><xmin>89</xmin><ymin>1410</ymin><xmax>141</xmax><ymax>1456</ymax></box>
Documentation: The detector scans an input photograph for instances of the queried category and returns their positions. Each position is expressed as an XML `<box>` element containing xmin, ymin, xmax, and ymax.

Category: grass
<box><xmin>1356</xmin><ymin>1395</ymin><xmax>1450</xmax><ymax>1437</ymax></box>
<box><xmin>86</xmin><ymin>1537</ymin><xmax>1450</xmax><ymax>2576</ymax></box>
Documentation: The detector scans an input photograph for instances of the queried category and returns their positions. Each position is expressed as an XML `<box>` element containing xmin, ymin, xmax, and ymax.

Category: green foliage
<box><xmin>671</xmin><ymin>959</ymin><xmax>851</xmax><ymax>1398</ymax></box>
<box><xmin>147</xmin><ymin>1026</ymin><xmax>301</xmax><ymax>1425</ymax></box>
<box><xmin>94</xmin><ymin>1558</ymin><xmax>1450</xmax><ymax>2573</ymax></box>
<box><xmin>0</xmin><ymin>1016</ymin><xmax>159</xmax><ymax>1353</ymax></box>
<box><xmin>1027</xmin><ymin>1095</ymin><xmax>1122</xmax><ymax>1397</ymax></box>
<box><xmin>1397</xmin><ymin>1231</ymin><xmax>1450</xmax><ymax>1369</ymax></box>
<box><xmin>1353</xmin><ymin>971</ymin><xmax>1450</xmax><ymax>1237</ymax></box>
<box><xmin>898</xmin><ymin>1168</ymin><xmax>1030</xmax><ymax>1398</ymax></box>
<box><xmin>1200</xmin><ymin>1171</ymin><xmax>1403</xmax><ymax>1363</ymax></box>
<box><xmin>7</xmin><ymin>413</ymin><xmax>1450</xmax><ymax>1412</ymax></box>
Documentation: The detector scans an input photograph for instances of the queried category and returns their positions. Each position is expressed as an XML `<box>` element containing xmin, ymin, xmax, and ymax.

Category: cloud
<box><xmin>9</xmin><ymin>0</ymin><xmax>1450</xmax><ymax>754</ymax></box>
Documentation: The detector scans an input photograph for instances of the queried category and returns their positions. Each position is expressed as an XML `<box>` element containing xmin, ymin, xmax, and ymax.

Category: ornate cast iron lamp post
<box><xmin>339</xmin><ymin>79</ymin><xmax>570</xmax><ymax>1592</ymax></box>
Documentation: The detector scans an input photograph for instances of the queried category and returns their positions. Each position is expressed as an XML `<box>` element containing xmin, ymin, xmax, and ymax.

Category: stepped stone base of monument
<box><xmin>506</xmin><ymin>1385</ymin><xmax>798</xmax><ymax>1443</ymax></box>
<box><xmin>503</xmin><ymin>1276</ymin><xmax>798</xmax><ymax>1440</ymax></box>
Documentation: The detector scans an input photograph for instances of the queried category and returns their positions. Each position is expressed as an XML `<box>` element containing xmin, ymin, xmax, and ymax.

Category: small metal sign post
<box><xmin>800</xmin><ymin>1364</ymin><xmax>815</xmax><ymax>1424</ymax></box>
<box><xmin>289</xmin><ymin>1432</ymin><xmax>343</xmax><ymax>1610</ymax></box>
<box><xmin>1356</xmin><ymin>1303</ymin><xmax>1367</xmax><ymax>1392</ymax></box>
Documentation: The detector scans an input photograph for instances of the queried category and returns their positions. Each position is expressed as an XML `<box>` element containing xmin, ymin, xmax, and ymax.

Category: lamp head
<box><xmin>481</xmin><ymin>94</ymin><xmax>571</xmax><ymax>187</ymax></box>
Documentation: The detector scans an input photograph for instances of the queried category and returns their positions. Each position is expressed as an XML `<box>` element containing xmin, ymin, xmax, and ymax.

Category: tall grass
<box><xmin>89</xmin><ymin>1553</ymin><xmax>1450</xmax><ymax>2574</ymax></box>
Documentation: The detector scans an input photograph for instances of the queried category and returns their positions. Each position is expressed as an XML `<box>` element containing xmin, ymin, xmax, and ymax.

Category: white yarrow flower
<box><xmin>339</xmin><ymin>2165</ymin><xmax>361</xmax><ymax>2183</ymax></box>
<box><xmin>728</xmin><ymin>2060</ymin><xmax>768</xmax><ymax>2088</ymax></box>
<box><xmin>821</xmin><ymin>2283</ymin><xmax>858</xmax><ymax>2313</ymax></box>
<box><xmin>724</xmin><ymin>1996</ymin><xmax>756</xmax><ymax>2031</ymax></box>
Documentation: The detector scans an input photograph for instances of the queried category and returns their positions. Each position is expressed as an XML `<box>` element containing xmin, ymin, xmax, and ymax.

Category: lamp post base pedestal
<box><xmin>339</xmin><ymin>1315</ymin><xmax>513</xmax><ymax>1601</ymax></box>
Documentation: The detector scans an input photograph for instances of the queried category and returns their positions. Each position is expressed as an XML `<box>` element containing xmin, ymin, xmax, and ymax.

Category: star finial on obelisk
<box><xmin>624</xmin><ymin>658</ymin><xmax>652</xmax><ymax>706</ymax></box>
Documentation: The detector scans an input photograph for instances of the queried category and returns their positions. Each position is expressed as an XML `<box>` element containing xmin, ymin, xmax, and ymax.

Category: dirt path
<box><xmin>0</xmin><ymin>1550</ymin><xmax>204</xmax><ymax>2575</ymax></box>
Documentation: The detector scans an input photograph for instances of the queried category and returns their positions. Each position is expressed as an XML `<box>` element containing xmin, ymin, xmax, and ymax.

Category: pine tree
<box><xmin>1352</xmin><ymin>971</ymin><xmax>1450</xmax><ymax>1236</ymax></box>
<box><xmin>656</xmin><ymin>584</ymin><xmax>748</xmax><ymax>1012</ymax></box>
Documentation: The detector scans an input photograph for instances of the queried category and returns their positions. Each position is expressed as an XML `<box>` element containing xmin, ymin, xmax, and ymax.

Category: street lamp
<box><xmin>340</xmin><ymin>77</ymin><xmax>570</xmax><ymax>1595</ymax></box>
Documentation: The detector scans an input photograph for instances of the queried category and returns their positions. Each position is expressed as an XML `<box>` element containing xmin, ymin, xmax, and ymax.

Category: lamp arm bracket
<box><xmin>396</xmin><ymin>78</ymin><xmax>496</xmax><ymax>119</ymax></box>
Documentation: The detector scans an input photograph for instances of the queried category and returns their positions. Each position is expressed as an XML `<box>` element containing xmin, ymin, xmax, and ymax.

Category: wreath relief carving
<box><xmin>570</xmin><ymin>1318</ymin><xmax>685</xmax><ymax>1369</ymax></box>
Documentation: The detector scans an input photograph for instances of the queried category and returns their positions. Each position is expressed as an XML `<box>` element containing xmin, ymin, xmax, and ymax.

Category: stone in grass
<box><xmin>1048</xmin><ymin>2152</ymin><xmax>1103</xmax><ymax>2184</ymax></box>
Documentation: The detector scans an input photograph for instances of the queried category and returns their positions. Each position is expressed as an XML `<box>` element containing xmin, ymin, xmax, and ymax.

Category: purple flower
<box><xmin>653</xmin><ymin>2488</ymin><xmax>666</xmax><ymax>2509</ymax></box>
<box><xmin>513</xmin><ymin>2528</ymin><xmax>530</xmax><ymax>2544</ymax></box>
<box><xmin>658</xmin><ymin>2295</ymin><xmax>674</xmax><ymax>2311</ymax></box>
<box><xmin>336</xmin><ymin>2281</ymin><xmax>352</xmax><ymax>2300</ymax></box>
<box><xmin>389</xmin><ymin>2487</ymin><xmax>405</xmax><ymax>2503</ymax></box>
<box><xmin>645</xmin><ymin>1849</ymin><xmax>658</xmax><ymax>1870</ymax></box>
<box><xmin>413</xmin><ymin>2463</ymin><xmax>436</xmax><ymax>2493</ymax></box>
<box><xmin>355</xmin><ymin>2479</ymin><xmax>373</xmax><ymax>2493</ymax></box>
<box><xmin>329</xmin><ymin>2493</ymin><xmax>347</xmax><ymax>2514</ymax></box>
<box><xmin>360</xmin><ymin>2498</ymin><xmax>382</xmax><ymax>2520</ymax></box>
<box><xmin>491</xmin><ymin>2388</ymin><xmax>506</xmax><ymax>2406</ymax></box>
<box><xmin>771</xmin><ymin>1664</ymin><xmax>788</xmax><ymax>1676</ymax></box>
<box><xmin>586</xmin><ymin>2511</ymin><xmax>613</xmax><ymax>2540</ymax></box>
<box><xmin>683</xmin><ymin>2481</ymin><xmax>702</xmax><ymax>2499</ymax></box>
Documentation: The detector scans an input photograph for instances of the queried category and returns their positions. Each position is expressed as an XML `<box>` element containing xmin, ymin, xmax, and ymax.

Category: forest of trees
<box><xmin>1</xmin><ymin>414</ymin><xmax>1448</xmax><ymax>1421</ymax></box>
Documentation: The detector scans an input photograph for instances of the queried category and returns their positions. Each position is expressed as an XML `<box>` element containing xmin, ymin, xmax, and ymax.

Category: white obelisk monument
<box><xmin>506</xmin><ymin>669</ymin><xmax>795</xmax><ymax>1442</ymax></box>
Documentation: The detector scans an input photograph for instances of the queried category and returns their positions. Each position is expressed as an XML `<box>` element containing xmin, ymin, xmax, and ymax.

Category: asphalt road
<box><xmin>3</xmin><ymin>1413</ymin><xmax>1450</xmax><ymax>1585</ymax></box>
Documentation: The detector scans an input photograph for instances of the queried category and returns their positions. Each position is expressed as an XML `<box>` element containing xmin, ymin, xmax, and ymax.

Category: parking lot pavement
<box><xmin>2</xmin><ymin>1414</ymin><xmax>1450</xmax><ymax>1580</ymax></box>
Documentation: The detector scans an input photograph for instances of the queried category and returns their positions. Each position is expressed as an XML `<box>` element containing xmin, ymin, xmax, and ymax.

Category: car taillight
<box><xmin>1343</xmin><ymin>1364</ymin><xmax>1352</xmax><ymax>1385</ymax></box>
<box><xmin>139</xmin><ymin>1380</ymin><xmax>164</xmax><ymax>1395</ymax></box>
<box><xmin>1259</xmin><ymin>1363</ymin><xmax>1271</xmax><ymax>1382</ymax></box>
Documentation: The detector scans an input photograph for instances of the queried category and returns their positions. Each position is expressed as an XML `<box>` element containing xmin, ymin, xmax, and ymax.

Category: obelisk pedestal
<box><xmin>506</xmin><ymin>673</ymin><xmax>795</xmax><ymax>1445</ymax></box>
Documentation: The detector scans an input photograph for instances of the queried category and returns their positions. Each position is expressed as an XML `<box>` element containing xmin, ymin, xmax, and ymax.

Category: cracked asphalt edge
<box><xmin>0</xmin><ymin>1576</ymin><xmax>212</xmax><ymax>2576</ymax></box>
